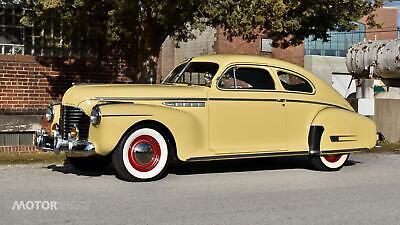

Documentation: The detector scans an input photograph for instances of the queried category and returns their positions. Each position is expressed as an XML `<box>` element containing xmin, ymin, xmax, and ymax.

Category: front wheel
<box><xmin>310</xmin><ymin>154</ymin><xmax>349</xmax><ymax>171</ymax></box>
<box><xmin>112</xmin><ymin>127</ymin><xmax>170</xmax><ymax>182</ymax></box>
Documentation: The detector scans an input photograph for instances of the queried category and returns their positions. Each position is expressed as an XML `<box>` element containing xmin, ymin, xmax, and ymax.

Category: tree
<box><xmin>21</xmin><ymin>0</ymin><xmax>383</xmax><ymax>82</ymax></box>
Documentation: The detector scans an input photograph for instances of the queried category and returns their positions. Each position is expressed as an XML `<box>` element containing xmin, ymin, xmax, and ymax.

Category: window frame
<box><xmin>216</xmin><ymin>64</ymin><xmax>280</xmax><ymax>92</ymax></box>
<box><xmin>163</xmin><ymin>60</ymin><xmax>219</xmax><ymax>86</ymax></box>
<box><xmin>274</xmin><ymin>68</ymin><xmax>316</xmax><ymax>95</ymax></box>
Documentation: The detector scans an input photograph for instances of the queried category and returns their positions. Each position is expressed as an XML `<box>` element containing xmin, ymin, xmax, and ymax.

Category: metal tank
<box><xmin>346</xmin><ymin>40</ymin><xmax>400</xmax><ymax>86</ymax></box>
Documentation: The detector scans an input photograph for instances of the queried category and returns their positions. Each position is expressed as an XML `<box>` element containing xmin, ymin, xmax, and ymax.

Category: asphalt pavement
<box><xmin>1</xmin><ymin>153</ymin><xmax>400</xmax><ymax>225</ymax></box>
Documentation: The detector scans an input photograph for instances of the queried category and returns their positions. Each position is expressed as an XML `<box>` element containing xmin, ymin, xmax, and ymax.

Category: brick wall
<box><xmin>0</xmin><ymin>55</ymin><xmax>128</xmax><ymax>114</ymax></box>
<box><xmin>215</xmin><ymin>28</ymin><xmax>262</xmax><ymax>55</ymax></box>
<box><xmin>215</xmin><ymin>27</ymin><xmax>305</xmax><ymax>66</ymax></box>
<box><xmin>0</xmin><ymin>145</ymin><xmax>37</xmax><ymax>153</ymax></box>
<box><xmin>271</xmin><ymin>44</ymin><xmax>305</xmax><ymax>66</ymax></box>
<box><xmin>364</xmin><ymin>7</ymin><xmax>398</xmax><ymax>41</ymax></box>
<box><xmin>0</xmin><ymin>54</ymin><xmax>130</xmax><ymax>153</ymax></box>
<box><xmin>1</xmin><ymin>55</ymin><xmax>54</xmax><ymax>114</ymax></box>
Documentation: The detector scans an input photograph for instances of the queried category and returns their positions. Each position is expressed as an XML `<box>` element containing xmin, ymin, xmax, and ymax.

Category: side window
<box><xmin>277</xmin><ymin>71</ymin><xmax>313</xmax><ymax>93</ymax></box>
<box><xmin>218</xmin><ymin>67</ymin><xmax>275</xmax><ymax>90</ymax></box>
<box><xmin>175</xmin><ymin>62</ymin><xmax>219</xmax><ymax>85</ymax></box>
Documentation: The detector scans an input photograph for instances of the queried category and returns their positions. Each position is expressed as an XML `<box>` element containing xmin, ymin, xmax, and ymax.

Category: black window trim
<box><xmin>274</xmin><ymin>68</ymin><xmax>316</xmax><ymax>95</ymax></box>
<box><xmin>164</xmin><ymin>60</ymin><xmax>220</xmax><ymax>86</ymax></box>
<box><xmin>215</xmin><ymin>63</ymin><xmax>316</xmax><ymax>95</ymax></box>
<box><xmin>216</xmin><ymin>64</ymin><xmax>278</xmax><ymax>92</ymax></box>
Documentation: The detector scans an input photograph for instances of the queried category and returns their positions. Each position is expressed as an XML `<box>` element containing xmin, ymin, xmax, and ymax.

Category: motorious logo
<box><xmin>12</xmin><ymin>201</ymin><xmax>58</xmax><ymax>211</ymax></box>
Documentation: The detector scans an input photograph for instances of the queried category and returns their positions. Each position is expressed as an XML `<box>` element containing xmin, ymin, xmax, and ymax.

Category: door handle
<box><xmin>277</xmin><ymin>99</ymin><xmax>286</xmax><ymax>102</ymax></box>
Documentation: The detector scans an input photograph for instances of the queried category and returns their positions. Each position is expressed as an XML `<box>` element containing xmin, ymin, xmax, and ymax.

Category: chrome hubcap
<box><xmin>133</xmin><ymin>142</ymin><xmax>155</xmax><ymax>165</ymax></box>
<box><xmin>128</xmin><ymin>135</ymin><xmax>161</xmax><ymax>172</ymax></box>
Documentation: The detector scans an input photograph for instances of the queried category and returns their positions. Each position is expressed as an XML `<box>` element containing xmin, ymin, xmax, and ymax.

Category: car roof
<box><xmin>191</xmin><ymin>54</ymin><xmax>305</xmax><ymax>72</ymax></box>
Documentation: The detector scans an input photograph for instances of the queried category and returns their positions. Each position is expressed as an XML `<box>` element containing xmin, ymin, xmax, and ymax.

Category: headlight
<box><xmin>45</xmin><ymin>106</ymin><xmax>54</xmax><ymax>122</ymax></box>
<box><xmin>90</xmin><ymin>106</ymin><xmax>101</xmax><ymax>126</ymax></box>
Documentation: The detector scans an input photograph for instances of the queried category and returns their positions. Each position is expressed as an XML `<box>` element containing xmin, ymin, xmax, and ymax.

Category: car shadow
<box><xmin>46</xmin><ymin>162</ymin><xmax>115</xmax><ymax>177</ymax></box>
<box><xmin>45</xmin><ymin>156</ymin><xmax>361</xmax><ymax>178</ymax></box>
<box><xmin>169</xmin><ymin>156</ymin><xmax>360</xmax><ymax>175</ymax></box>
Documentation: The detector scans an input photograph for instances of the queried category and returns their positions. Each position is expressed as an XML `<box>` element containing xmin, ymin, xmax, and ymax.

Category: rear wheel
<box><xmin>112</xmin><ymin>126</ymin><xmax>171</xmax><ymax>182</ymax></box>
<box><xmin>310</xmin><ymin>154</ymin><xmax>349</xmax><ymax>171</ymax></box>
<box><xmin>66</xmin><ymin>155</ymin><xmax>111</xmax><ymax>171</ymax></box>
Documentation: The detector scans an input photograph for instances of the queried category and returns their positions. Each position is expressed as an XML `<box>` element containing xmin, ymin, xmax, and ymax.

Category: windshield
<box><xmin>163</xmin><ymin>62</ymin><xmax>219</xmax><ymax>86</ymax></box>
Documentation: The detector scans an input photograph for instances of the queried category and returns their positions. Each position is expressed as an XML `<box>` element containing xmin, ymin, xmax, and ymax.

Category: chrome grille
<box><xmin>60</xmin><ymin>105</ymin><xmax>90</xmax><ymax>140</ymax></box>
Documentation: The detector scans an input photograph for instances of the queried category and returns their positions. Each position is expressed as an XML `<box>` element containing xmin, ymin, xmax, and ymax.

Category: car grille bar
<box><xmin>60</xmin><ymin>105</ymin><xmax>90</xmax><ymax>140</ymax></box>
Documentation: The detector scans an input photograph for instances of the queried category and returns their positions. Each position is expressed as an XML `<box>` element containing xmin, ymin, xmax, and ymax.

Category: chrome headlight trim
<box><xmin>90</xmin><ymin>106</ymin><xmax>101</xmax><ymax>126</ymax></box>
<box><xmin>45</xmin><ymin>106</ymin><xmax>54</xmax><ymax>122</ymax></box>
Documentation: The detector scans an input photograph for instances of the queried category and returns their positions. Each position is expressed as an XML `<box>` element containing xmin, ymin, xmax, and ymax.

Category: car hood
<box><xmin>62</xmin><ymin>84</ymin><xmax>209</xmax><ymax>108</ymax></box>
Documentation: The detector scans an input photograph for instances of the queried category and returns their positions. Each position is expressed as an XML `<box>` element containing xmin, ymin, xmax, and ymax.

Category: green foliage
<box><xmin>20</xmin><ymin>0</ymin><xmax>383</xmax><ymax>80</ymax></box>
<box><xmin>200</xmin><ymin>0</ymin><xmax>383</xmax><ymax>47</ymax></box>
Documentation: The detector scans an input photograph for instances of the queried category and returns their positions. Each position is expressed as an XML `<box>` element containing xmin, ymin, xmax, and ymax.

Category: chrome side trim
<box><xmin>321</xmin><ymin>148</ymin><xmax>367</xmax><ymax>154</ymax></box>
<box><xmin>209</xmin><ymin>98</ymin><xmax>347</xmax><ymax>110</ymax></box>
<box><xmin>163</xmin><ymin>102</ymin><xmax>206</xmax><ymax>107</ymax></box>
<box><xmin>329</xmin><ymin>135</ymin><xmax>357</xmax><ymax>142</ymax></box>
<box><xmin>102</xmin><ymin>114</ymin><xmax>152</xmax><ymax>117</ymax></box>
<box><xmin>91</xmin><ymin>97</ymin><xmax>348</xmax><ymax>110</ymax></box>
<box><xmin>187</xmin><ymin>151</ymin><xmax>309</xmax><ymax>161</ymax></box>
<box><xmin>92</xmin><ymin>97</ymin><xmax>207</xmax><ymax>101</ymax></box>
<box><xmin>187</xmin><ymin>148</ymin><xmax>367</xmax><ymax>161</ymax></box>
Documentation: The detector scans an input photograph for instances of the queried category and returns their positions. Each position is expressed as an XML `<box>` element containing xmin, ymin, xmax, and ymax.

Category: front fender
<box><xmin>88</xmin><ymin>103</ymin><xmax>210</xmax><ymax>160</ymax></box>
<box><xmin>311</xmin><ymin>107</ymin><xmax>377</xmax><ymax>152</ymax></box>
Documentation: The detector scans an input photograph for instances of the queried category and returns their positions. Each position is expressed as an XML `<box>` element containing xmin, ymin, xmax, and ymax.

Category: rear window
<box><xmin>277</xmin><ymin>71</ymin><xmax>313</xmax><ymax>93</ymax></box>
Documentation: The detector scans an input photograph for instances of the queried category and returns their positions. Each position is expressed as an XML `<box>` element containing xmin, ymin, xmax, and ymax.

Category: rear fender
<box><xmin>310</xmin><ymin>107</ymin><xmax>376</xmax><ymax>153</ymax></box>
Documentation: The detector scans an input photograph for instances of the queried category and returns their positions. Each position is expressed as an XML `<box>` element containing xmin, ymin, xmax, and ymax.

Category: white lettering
<box><xmin>51</xmin><ymin>201</ymin><xmax>57</xmax><ymax>210</ymax></box>
<box><xmin>41</xmin><ymin>201</ymin><xmax>50</xmax><ymax>210</ymax></box>
<box><xmin>12</xmin><ymin>201</ymin><xmax>25</xmax><ymax>210</ymax></box>
<box><xmin>25</xmin><ymin>201</ymin><xmax>34</xmax><ymax>210</ymax></box>
<box><xmin>12</xmin><ymin>200</ymin><xmax>58</xmax><ymax>211</ymax></box>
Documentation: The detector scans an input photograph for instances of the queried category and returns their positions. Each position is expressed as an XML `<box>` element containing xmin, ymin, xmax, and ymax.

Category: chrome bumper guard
<box><xmin>35</xmin><ymin>129</ymin><xmax>96</xmax><ymax>157</ymax></box>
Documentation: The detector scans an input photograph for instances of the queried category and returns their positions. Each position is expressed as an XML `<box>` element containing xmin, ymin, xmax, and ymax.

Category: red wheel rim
<box><xmin>128</xmin><ymin>135</ymin><xmax>161</xmax><ymax>172</ymax></box>
<box><xmin>323</xmin><ymin>154</ymin><xmax>342</xmax><ymax>163</ymax></box>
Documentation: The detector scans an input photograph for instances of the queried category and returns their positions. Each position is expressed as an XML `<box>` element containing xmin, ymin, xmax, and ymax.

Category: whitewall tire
<box><xmin>310</xmin><ymin>154</ymin><xmax>349</xmax><ymax>171</ymax></box>
<box><xmin>113</xmin><ymin>127</ymin><xmax>170</xmax><ymax>181</ymax></box>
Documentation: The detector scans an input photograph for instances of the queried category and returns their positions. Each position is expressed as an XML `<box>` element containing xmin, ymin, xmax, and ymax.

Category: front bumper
<box><xmin>35</xmin><ymin>128</ymin><xmax>96</xmax><ymax>157</ymax></box>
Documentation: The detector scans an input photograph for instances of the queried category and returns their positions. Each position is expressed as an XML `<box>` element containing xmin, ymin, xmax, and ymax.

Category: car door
<box><xmin>208</xmin><ymin>64</ymin><xmax>287</xmax><ymax>154</ymax></box>
<box><xmin>272</xmin><ymin>68</ymin><xmax>325</xmax><ymax>151</ymax></box>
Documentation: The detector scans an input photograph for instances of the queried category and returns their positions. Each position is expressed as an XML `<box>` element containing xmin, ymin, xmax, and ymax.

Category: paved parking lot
<box><xmin>1</xmin><ymin>153</ymin><xmax>400</xmax><ymax>225</ymax></box>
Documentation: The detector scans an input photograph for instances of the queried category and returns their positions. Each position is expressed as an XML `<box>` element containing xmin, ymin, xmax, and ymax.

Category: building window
<box><xmin>0</xmin><ymin>4</ymin><xmax>97</xmax><ymax>58</ymax></box>
<box><xmin>261</xmin><ymin>38</ymin><xmax>273</xmax><ymax>53</ymax></box>
<box><xmin>0</xmin><ymin>131</ymin><xmax>34</xmax><ymax>146</ymax></box>
<box><xmin>0</xmin><ymin>7</ymin><xmax>27</xmax><ymax>55</ymax></box>
<box><xmin>304</xmin><ymin>23</ymin><xmax>366</xmax><ymax>57</ymax></box>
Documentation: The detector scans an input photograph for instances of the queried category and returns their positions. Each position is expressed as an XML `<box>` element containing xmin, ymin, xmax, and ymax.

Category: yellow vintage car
<box><xmin>35</xmin><ymin>55</ymin><xmax>377</xmax><ymax>181</ymax></box>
